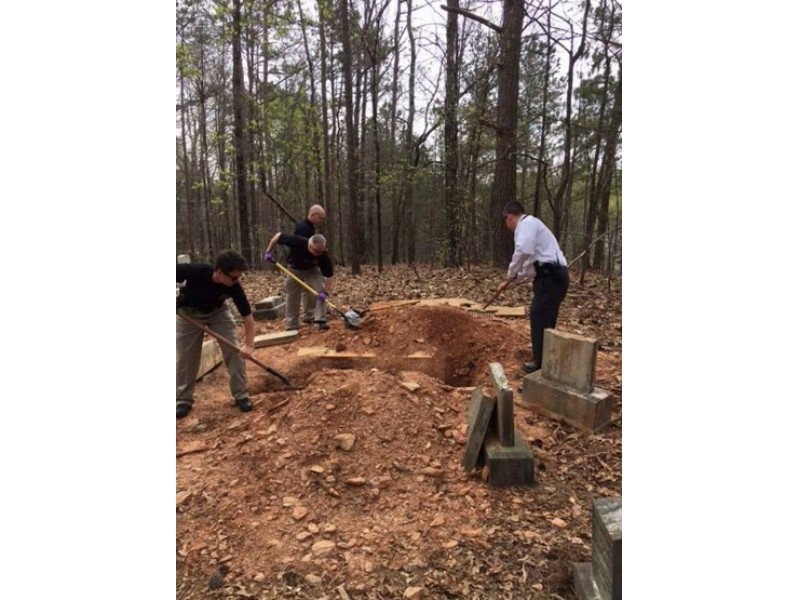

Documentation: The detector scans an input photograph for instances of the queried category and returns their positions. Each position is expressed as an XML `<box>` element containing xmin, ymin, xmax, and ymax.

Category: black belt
<box><xmin>534</xmin><ymin>261</ymin><xmax>565</xmax><ymax>275</ymax></box>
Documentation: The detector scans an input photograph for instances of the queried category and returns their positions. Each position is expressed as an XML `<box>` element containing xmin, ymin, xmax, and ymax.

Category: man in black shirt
<box><xmin>294</xmin><ymin>204</ymin><xmax>325</xmax><ymax>239</ymax></box>
<box><xmin>264</xmin><ymin>232</ymin><xmax>335</xmax><ymax>331</ymax></box>
<box><xmin>293</xmin><ymin>204</ymin><xmax>326</xmax><ymax>322</ymax></box>
<box><xmin>176</xmin><ymin>250</ymin><xmax>256</xmax><ymax>419</ymax></box>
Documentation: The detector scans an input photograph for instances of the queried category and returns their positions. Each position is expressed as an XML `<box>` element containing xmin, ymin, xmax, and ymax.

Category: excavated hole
<box><xmin>257</xmin><ymin>305</ymin><xmax>521</xmax><ymax>391</ymax></box>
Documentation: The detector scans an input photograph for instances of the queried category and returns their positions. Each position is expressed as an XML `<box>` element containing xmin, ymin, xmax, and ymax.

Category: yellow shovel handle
<box><xmin>272</xmin><ymin>260</ymin><xmax>345</xmax><ymax>314</ymax></box>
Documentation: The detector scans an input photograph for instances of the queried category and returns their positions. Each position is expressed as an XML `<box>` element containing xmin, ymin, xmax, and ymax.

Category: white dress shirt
<box><xmin>506</xmin><ymin>215</ymin><xmax>566</xmax><ymax>284</ymax></box>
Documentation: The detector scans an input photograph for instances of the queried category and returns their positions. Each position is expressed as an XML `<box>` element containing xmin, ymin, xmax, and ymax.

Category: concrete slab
<box><xmin>488</xmin><ymin>362</ymin><xmax>514</xmax><ymax>447</ymax></box>
<box><xmin>521</xmin><ymin>371</ymin><xmax>611</xmax><ymax>434</ymax></box>
<box><xmin>254</xmin><ymin>330</ymin><xmax>298</xmax><ymax>348</ymax></box>
<box><xmin>573</xmin><ymin>563</ymin><xmax>603</xmax><ymax>600</ymax></box>
<box><xmin>493</xmin><ymin>306</ymin><xmax>526</xmax><ymax>318</ymax></box>
<box><xmin>255</xmin><ymin>295</ymin><xmax>285</xmax><ymax>310</ymax></box>
<box><xmin>462</xmin><ymin>388</ymin><xmax>496</xmax><ymax>472</ymax></box>
<box><xmin>253</xmin><ymin>304</ymin><xmax>285</xmax><ymax>321</ymax></box>
<box><xmin>592</xmin><ymin>497</ymin><xmax>621</xmax><ymax>600</ymax></box>
<box><xmin>466</xmin><ymin>306</ymin><xmax>499</xmax><ymax>314</ymax></box>
<box><xmin>482</xmin><ymin>429</ymin><xmax>535</xmax><ymax>487</ymax></box>
<box><xmin>197</xmin><ymin>339</ymin><xmax>222</xmax><ymax>379</ymax></box>
<box><xmin>541</xmin><ymin>329</ymin><xmax>597</xmax><ymax>393</ymax></box>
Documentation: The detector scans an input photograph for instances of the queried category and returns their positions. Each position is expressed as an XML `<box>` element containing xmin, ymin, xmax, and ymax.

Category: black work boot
<box><xmin>315</xmin><ymin>321</ymin><xmax>329</xmax><ymax>331</ymax></box>
<box><xmin>236</xmin><ymin>397</ymin><xmax>253</xmax><ymax>412</ymax></box>
<box><xmin>523</xmin><ymin>362</ymin><xmax>541</xmax><ymax>374</ymax></box>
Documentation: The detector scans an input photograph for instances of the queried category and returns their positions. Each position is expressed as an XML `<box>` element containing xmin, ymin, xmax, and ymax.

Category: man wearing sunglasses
<box><xmin>176</xmin><ymin>250</ymin><xmax>255</xmax><ymax>419</ymax></box>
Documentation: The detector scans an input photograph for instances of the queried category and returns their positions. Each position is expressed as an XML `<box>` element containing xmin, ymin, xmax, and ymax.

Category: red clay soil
<box><xmin>177</xmin><ymin>268</ymin><xmax>622</xmax><ymax>600</ymax></box>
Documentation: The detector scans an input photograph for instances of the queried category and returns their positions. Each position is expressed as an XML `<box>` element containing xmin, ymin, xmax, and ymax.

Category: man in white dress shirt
<box><xmin>496</xmin><ymin>201</ymin><xmax>570</xmax><ymax>373</ymax></box>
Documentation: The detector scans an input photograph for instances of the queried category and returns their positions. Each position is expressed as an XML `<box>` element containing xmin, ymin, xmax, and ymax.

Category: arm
<box><xmin>240</xmin><ymin>314</ymin><xmax>255</xmax><ymax>358</ymax></box>
<box><xmin>266</xmin><ymin>232</ymin><xmax>282</xmax><ymax>252</ymax></box>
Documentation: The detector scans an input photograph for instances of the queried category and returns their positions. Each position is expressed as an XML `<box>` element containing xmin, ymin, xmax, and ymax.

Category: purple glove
<box><xmin>317</xmin><ymin>290</ymin><xmax>328</xmax><ymax>302</ymax></box>
<box><xmin>262</xmin><ymin>250</ymin><xmax>274</xmax><ymax>263</ymax></box>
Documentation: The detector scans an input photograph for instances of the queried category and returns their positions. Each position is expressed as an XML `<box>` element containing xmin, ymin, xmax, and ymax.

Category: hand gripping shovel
<box><xmin>271</xmin><ymin>260</ymin><xmax>363</xmax><ymax>329</ymax></box>
<box><xmin>177</xmin><ymin>310</ymin><xmax>294</xmax><ymax>388</ymax></box>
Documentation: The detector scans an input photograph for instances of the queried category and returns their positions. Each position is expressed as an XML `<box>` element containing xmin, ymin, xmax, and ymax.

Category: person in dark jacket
<box><xmin>263</xmin><ymin>232</ymin><xmax>334</xmax><ymax>331</ymax></box>
<box><xmin>293</xmin><ymin>205</ymin><xmax>327</xmax><ymax>322</ymax></box>
<box><xmin>294</xmin><ymin>204</ymin><xmax>325</xmax><ymax>239</ymax></box>
<box><xmin>176</xmin><ymin>250</ymin><xmax>255</xmax><ymax>419</ymax></box>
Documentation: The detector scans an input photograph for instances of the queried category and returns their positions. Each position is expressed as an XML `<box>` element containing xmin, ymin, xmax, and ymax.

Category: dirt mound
<box><xmin>177</xmin><ymin>301</ymin><xmax>622</xmax><ymax>599</ymax></box>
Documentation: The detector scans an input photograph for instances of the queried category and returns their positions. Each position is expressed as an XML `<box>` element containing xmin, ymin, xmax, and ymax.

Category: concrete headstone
<box><xmin>541</xmin><ymin>329</ymin><xmax>597</xmax><ymax>393</ymax></box>
<box><xmin>488</xmin><ymin>362</ymin><xmax>515</xmax><ymax>447</ymax></box>
<box><xmin>462</xmin><ymin>388</ymin><xmax>496</xmax><ymax>472</ymax></box>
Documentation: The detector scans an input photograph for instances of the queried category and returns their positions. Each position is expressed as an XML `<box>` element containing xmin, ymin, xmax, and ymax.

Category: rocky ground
<box><xmin>177</xmin><ymin>264</ymin><xmax>621</xmax><ymax>600</ymax></box>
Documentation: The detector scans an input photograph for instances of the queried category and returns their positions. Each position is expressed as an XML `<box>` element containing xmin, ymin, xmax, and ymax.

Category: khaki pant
<box><xmin>284</xmin><ymin>266</ymin><xmax>326</xmax><ymax>329</ymax></box>
<box><xmin>176</xmin><ymin>306</ymin><xmax>248</xmax><ymax>407</ymax></box>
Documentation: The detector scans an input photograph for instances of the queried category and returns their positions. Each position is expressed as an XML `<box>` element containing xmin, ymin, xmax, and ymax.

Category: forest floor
<box><xmin>176</xmin><ymin>264</ymin><xmax>622</xmax><ymax>600</ymax></box>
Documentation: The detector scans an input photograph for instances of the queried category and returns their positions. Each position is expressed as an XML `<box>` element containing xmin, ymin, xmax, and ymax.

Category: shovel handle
<box><xmin>482</xmin><ymin>287</ymin><xmax>504</xmax><ymax>310</ymax></box>
<box><xmin>176</xmin><ymin>310</ymin><xmax>293</xmax><ymax>388</ymax></box>
<box><xmin>271</xmin><ymin>260</ymin><xmax>347</xmax><ymax>316</ymax></box>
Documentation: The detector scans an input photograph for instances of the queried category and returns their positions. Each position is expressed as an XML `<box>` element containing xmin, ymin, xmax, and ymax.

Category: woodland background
<box><xmin>176</xmin><ymin>0</ymin><xmax>621</xmax><ymax>274</ymax></box>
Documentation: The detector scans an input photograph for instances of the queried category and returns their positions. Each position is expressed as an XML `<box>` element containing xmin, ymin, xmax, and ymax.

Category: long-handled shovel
<box><xmin>271</xmin><ymin>260</ymin><xmax>363</xmax><ymax>329</ymax></box>
<box><xmin>177</xmin><ymin>310</ymin><xmax>294</xmax><ymax>388</ymax></box>
<box><xmin>481</xmin><ymin>281</ymin><xmax>509</xmax><ymax>310</ymax></box>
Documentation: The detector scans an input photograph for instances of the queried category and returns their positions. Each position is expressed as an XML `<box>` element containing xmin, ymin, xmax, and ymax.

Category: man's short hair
<box><xmin>502</xmin><ymin>201</ymin><xmax>525</xmax><ymax>218</ymax></box>
<box><xmin>308</xmin><ymin>234</ymin><xmax>327</xmax><ymax>249</ymax></box>
<box><xmin>214</xmin><ymin>250</ymin><xmax>248</xmax><ymax>274</ymax></box>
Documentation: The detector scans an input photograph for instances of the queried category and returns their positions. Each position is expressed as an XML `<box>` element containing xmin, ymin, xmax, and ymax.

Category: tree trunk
<box><xmin>488</xmin><ymin>0</ymin><xmax>524</xmax><ymax>266</ymax></box>
<box><xmin>594</xmin><ymin>69</ymin><xmax>622</xmax><ymax>270</ymax></box>
<box><xmin>232</xmin><ymin>0</ymin><xmax>252</xmax><ymax>259</ymax></box>
<box><xmin>404</xmin><ymin>0</ymin><xmax>417</xmax><ymax>264</ymax></box>
<box><xmin>339</xmin><ymin>0</ymin><xmax>361</xmax><ymax>274</ymax></box>
<box><xmin>317</xmin><ymin>0</ymin><xmax>336</xmax><ymax>258</ymax></box>
<box><xmin>443</xmin><ymin>0</ymin><xmax>460</xmax><ymax>267</ymax></box>
<box><xmin>549</xmin><ymin>0</ymin><xmax>590</xmax><ymax>242</ymax></box>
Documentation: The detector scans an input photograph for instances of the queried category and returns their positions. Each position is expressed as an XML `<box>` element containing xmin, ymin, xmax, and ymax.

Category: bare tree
<box><xmin>340</xmin><ymin>0</ymin><xmax>362</xmax><ymax>274</ymax></box>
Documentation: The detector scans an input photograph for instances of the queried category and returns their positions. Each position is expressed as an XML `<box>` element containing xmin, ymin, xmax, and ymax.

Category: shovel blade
<box><xmin>343</xmin><ymin>309</ymin><xmax>362</xmax><ymax>329</ymax></box>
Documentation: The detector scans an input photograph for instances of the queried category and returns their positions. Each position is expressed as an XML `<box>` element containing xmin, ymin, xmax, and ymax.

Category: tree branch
<box><xmin>440</xmin><ymin>4</ymin><xmax>503</xmax><ymax>34</ymax></box>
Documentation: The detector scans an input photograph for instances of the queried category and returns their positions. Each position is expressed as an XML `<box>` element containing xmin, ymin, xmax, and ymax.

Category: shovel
<box><xmin>271</xmin><ymin>260</ymin><xmax>363</xmax><ymax>329</ymax></box>
<box><xmin>177</xmin><ymin>310</ymin><xmax>294</xmax><ymax>388</ymax></box>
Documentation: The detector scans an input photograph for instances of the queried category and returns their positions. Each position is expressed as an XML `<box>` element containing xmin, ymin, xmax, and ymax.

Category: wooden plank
<box><xmin>254</xmin><ymin>330</ymin><xmax>298</xmax><ymax>348</ymax></box>
<box><xmin>367</xmin><ymin>300</ymin><xmax>420</xmax><ymax>312</ymax></box>
<box><xmin>297</xmin><ymin>347</ymin><xmax>376</xmax><ymax>359</ymax></box>
<box><xmin>418</xmin><ymin>297</ymin><xmax>477</xmax><ymax>308</ymax></box>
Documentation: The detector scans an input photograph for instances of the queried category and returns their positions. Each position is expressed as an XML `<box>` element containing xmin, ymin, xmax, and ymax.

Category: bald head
<box><xmin>308</xmin><ymin>204</ymin><xmax>325</xmax><ymax>226</ymax></box>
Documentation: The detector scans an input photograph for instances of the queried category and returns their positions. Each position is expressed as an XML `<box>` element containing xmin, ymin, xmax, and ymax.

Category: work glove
<box><xmin>262</xmin><ymin>250</ymin><xmax>274</xmax><ymax>263</ymax></box>
<box><xmin>317</xmin><ymin>290</ymin><xmax>328</xmax><ymax>302</ymax></box>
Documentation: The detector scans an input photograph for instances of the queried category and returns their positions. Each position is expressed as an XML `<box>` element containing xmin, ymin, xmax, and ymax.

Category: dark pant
<box><xmin>529</xmin><ymin>267</ymin><xmax>569</xmax><ymax>367</ymax></box>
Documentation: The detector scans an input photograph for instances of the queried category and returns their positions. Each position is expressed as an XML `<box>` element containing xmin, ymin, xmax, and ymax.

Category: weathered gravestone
<box><xmin>253</xmin><ymin>295</ymin><xmax>285</xmax><ymax>321</ymax></box>
<box><xmin>521</xmin><ymin>329</ymin><xmax>612</xmax><ymax>433</ymax></box>
<box><xmin>573</xmin><ymin>496</ymin><xmax>621</xmax><ymax>600</ymax></box>
<box><xmin>197</xmin><ymin>339</ymin><xmax>223</xmax><ymax>379</ymax></box>
<box><xmin>462</xmin><ymin>387</ymin><xmax>496</xmax><ymax>472</ymax></box>
<box><xmin>463</xmin><ymin>364</ymin><xmax>535</xmax><ymax>487</ymax></box>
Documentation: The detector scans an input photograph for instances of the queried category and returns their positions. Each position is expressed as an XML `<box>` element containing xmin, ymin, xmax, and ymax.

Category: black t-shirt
<box><xmin>176</xmin><ymin>263</ymin><xmax>252</xmax><ymax>317</ymax></box>
<box><xmin>278</xmin><ymin>233</ymin><xmax>334</xmax><ymax>276</ymax></box>
<box><xmin>294</xmin><ymin>218</ymin><xmax>315</xmax><ymax>238</ymax></box>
